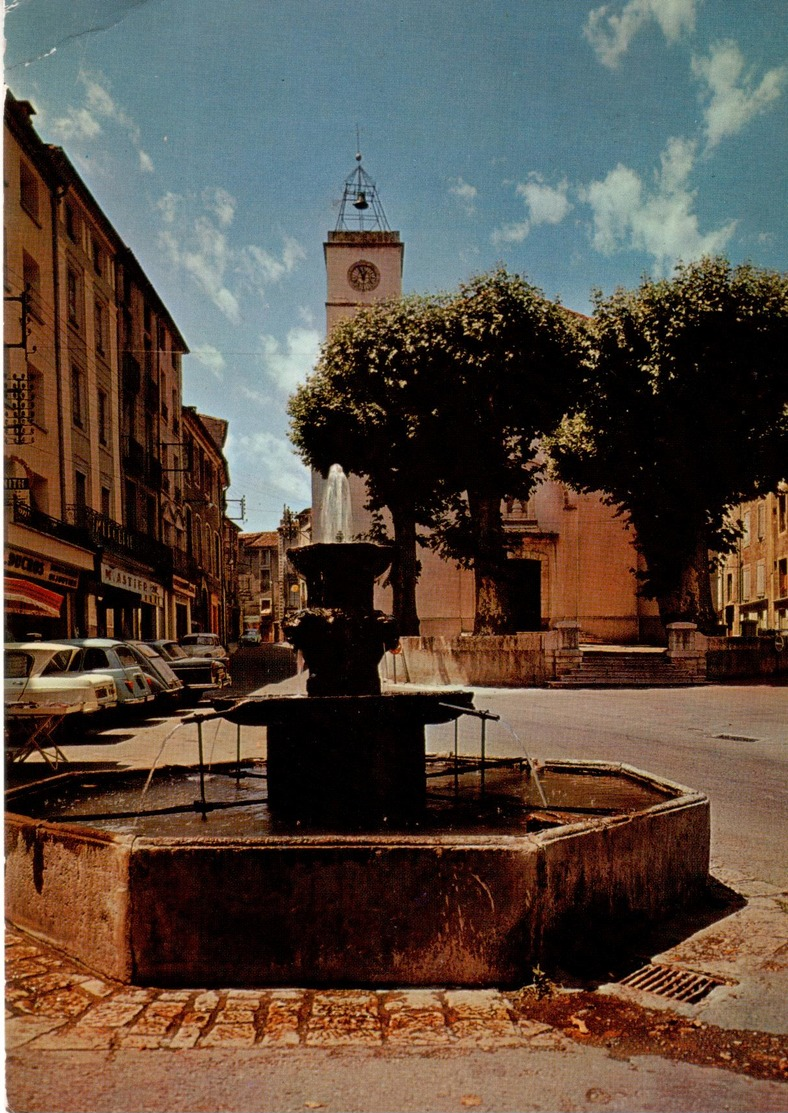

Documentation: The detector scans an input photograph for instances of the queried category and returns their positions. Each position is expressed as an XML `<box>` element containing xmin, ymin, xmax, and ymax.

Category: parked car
<box><xmin>147</xmin><ymin>639</ymin><xmax>231</xmax><ymax>704</ymax></box>
<box><xmin>126</xmin><ymin>641</ymin><xmax>184</xmax><ymax>706</ymax></box>
<box><xmin>179</xmin><ymin>632</ymin><xmax>230</xmax><ymax>664</ymax></box>
<box><xmin>4</xmin><ymin>643</ymin><xmax>118</xmax><ymax>724</ymax></box>
<box><xmin>56</xmin><ymin>638</ymin><xmax>153</xmax><ymax>711</ymax></box>
<box><xmin>238</xmin><ymin>629</ymin><xmax>262</xmax><ymax>647</ymax></box>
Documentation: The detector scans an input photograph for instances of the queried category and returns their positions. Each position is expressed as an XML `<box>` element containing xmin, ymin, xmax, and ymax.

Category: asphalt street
<box><xmin>5</xmin><ymin>656</ymin><xmax>788</xmax><ymax>1112</ymax></box>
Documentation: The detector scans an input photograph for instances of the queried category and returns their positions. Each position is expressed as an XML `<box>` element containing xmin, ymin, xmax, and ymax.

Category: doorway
<box><xmin>508</xmin><ymin>558</ymin><xmax>542</xmax><ymax>631</ymax></box>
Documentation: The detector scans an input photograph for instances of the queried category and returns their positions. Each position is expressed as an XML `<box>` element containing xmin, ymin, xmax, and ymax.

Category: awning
<box><xmin>5</xmin><ymin>576</ymin><xmax>64</xmax><ymax>618</ymax></box>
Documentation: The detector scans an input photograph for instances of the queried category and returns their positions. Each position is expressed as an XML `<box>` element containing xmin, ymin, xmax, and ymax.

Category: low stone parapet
<box><xmin>383</xmin><ymin>631</ymin><xmax>562</xmax><ymax>688</ymax></box>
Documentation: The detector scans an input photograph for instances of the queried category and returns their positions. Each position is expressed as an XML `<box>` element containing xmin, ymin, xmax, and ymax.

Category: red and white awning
<box><xmin>5</xmin><ymin>577</ymin><xmax>64</xmax><ymax>618</ymax></box>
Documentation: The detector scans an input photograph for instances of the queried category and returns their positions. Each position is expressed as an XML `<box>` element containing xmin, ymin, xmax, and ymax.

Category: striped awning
<box><xmin>5</xmin><ymin>577</ymin><xmax>64</xmax><ymax>618</ymax></box>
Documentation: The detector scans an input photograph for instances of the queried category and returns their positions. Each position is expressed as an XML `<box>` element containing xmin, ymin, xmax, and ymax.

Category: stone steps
<box><xmin>550</xmin><ymin>649</ymin><xmax>700</xmax><ymax>688</ymax></box>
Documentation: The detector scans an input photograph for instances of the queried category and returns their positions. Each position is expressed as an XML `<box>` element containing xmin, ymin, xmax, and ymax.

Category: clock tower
<box><xmin>313</xmin><ymin>153</ymin><xmax>404</xmax><ymax>537</ymax></box>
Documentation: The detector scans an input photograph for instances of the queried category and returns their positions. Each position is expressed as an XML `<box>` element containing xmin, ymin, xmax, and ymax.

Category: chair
<box><xmin>6</xmin><ymin>709</ymin><xmax>69</xmax><ymax>770</ymax></box>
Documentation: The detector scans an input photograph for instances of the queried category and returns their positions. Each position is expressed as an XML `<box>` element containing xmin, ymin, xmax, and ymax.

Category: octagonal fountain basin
<box><xmin>5</xmin><ymin>759</ymin><xmax>709</xmax><ymax>987</ymax></box>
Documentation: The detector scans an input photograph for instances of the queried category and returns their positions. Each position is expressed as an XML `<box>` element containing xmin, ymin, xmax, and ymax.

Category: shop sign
<box><xmin>100</xmin><ymin>562</ymin><xmax>164</xmax><ymax>607</ymax></box>
<box><xmin>4</xmin><ymin>477</ymin><xmax>29</xmax><ymax>491</ymax></box>
<box><xmin>4</xmin><ymin>547</ymin><xmax>80</xmax><ymax>590</ymax></box>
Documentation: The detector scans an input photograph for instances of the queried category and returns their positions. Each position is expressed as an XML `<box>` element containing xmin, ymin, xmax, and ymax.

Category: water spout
<box><xmin>319</xmin><ymin>463</ymin><xmax>352</xmax><ymax>543</ymax></box>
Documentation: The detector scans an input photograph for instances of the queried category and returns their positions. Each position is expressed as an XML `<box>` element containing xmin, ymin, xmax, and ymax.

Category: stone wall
<box><xmin>382</xmin><ymin>626</ymin><xmax>581</xmax><ymax>688</ymax></box>
<box><xmin>706</xmin><ymin>636</ymin><xmax>788</xmax><ymax>680</ymax></box>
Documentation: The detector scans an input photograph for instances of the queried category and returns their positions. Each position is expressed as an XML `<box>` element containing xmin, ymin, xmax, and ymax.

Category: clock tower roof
<box><xmin>334</xmin><ymin>152</ymin><xmax>392</xmax><ymax>234</ymax></box>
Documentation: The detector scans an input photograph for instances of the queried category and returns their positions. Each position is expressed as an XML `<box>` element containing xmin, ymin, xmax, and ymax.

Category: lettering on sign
<box><xmin>4</xmin><ymin>548</ymin><xmax>80</xmax><ymax>590</ymax></box>
<box><xmin>100</xmin><ymin>562</ymin><xmax>163</xmax><ymax>607</ymax></box>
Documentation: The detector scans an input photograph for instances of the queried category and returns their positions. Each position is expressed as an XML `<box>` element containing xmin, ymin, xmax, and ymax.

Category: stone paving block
<box><xmin>156</xmin><ymin>990</ymin><xmax>194</xmax><ymax>1003</ymax></box>
<box><xmin>215</xmin><ymin>1002</ymin><xmax>257</xmax><ymax>1024</ymax></box>
<box><xmin>167</xmin><ymin>1024</ymin><xmax>204</xmax><ymax>1049</ymax></box>
<box><xmin>9</xmin><ymin>959</ymin><xmax>51</xmax><ymax>979</ymax></box>
<box><xmin>445</xmin><ymin>989</ymin><xmax>519</xmax><ymax>1044</ymax></box>
<box><xmin>77</xmin><ymin>997</ymin><xmax>150</xmax><ymax>1029</ymax></box>
<box><xmin>261</xmin><ymin>994</ymin><xmax>304</xmax><ymax>1046</ymax></box>
<box><xmin>383</xmin><ymin>990</ymin><xmax>448</xmax><ymax>1044</ymax></box>
<box><xmin>200</xmin><ymin>1022</ymin><xmax>257</xmax><ymax>1047</ymax></box>
<box><xmin>126</xmin><ymin>1000</ymin><xmax>186</xmax><ymax>1035</ymax></box>
<box><xmin>76</xmin><ymin>978</ymin><xmax>114</xmax><ymax>998</ymax></box>
<box><xmin>5</xmin><ymin>1014</ymin><xmax>68</xmax><ymax>1049</ymax></box>
<box><xmin>28</xmin><ymin>985</ymin><xmax>93</xmax><ymax>1019</ymax></box>
<box><xmin>193</xmin><ymin>990</ymin><xmax>221</xmax><ymax>1012</ymax></box>
<box><xmin>306</xmin><ymin>992</ymin><xmax>382</xmax><ymax>1047</ymax></box>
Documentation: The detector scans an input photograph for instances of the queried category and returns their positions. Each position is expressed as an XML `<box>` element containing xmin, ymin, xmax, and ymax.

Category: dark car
<box><xmin>146</xmin><ymin>639</ymin><xmax>231</xmax><ymax>704</ymax></box>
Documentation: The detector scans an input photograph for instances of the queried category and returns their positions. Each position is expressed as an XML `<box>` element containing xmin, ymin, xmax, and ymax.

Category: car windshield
<box><xmin>183</xmin><ymin>635</ymin><xmax>219</xmax><ymax>646</ymax></box>
<box><xmin>158</xmin><ymin>642</ymin><xmax>188</xmax><ymax>660</ymax></box>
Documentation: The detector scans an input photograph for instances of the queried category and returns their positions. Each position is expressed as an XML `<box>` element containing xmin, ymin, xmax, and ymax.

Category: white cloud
<box><xmin>191</xmin><ymin>345</ymin><xmax>226</xmax><ymax>380</ymax></box>
<box><xmin>585</xmin><ymin>0</ymin><xmax>696</xmax><ymax>68</ymax></box>
<box><xmin>47</xmin><ymin>70</ymin><xmax>155</xmax><ymax>172</ymax></box>
<box><xmin>228</xmin><ymin>430</ymin><xmax>312</xmax><ymax>506</ymax></box>
<box><xmin>492</xmin><ymin>175</ymin><xmax>571</xmax><ymax>244</ymax></box>
<box><xmin>259</xmin><ymin>326</ymin><xmax>321</xmax><ymax>395</ymax></box>
<box><xmin>449</xmin><ymin>177</ymin><xmax>478</xmax><ymax>216</ymax></box>
<box><xmin>156</xmin><ymin>192</ymin><xmax>306</xmax><ymax>322</ymax></box>
<box><xmin>517</xmin><ymin>176</ymin><xmax>572</xmax><ymax>226</ymax></box>
<box><xmin>692</xmin><ymin>40</ymin><xmax>787</xmax><ymax>149</ymax></box>
<box><xmin>582</xmin><ymin>136</ymin><xmax>736</xmax><ymax>272</ymax></box>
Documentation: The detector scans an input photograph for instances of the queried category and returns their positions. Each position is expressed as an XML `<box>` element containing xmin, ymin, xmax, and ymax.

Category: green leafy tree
<box><xmin>427</xmin><ymin>270</ymin><xmax>587</xmax><ymax>633</ymax></box>
<box><xmin>288</xmin><ymin>294</ymin><xmax>451</xmax><ymax>635</ymax></box>
<box><xmin>550</xmin><ymin>257</ymin><xmax>788</xmax><ymax>634</ymax></box>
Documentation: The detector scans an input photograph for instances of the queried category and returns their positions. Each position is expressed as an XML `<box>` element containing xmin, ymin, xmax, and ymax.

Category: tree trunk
<box><xmin>656</xmin><ymin>530</ymin><xmax>719</xmax><ymax>635</ymax></box>
<box><xmin>468</xmin><ymin>490</ymin><xmax>516</xmax><ymax>635</ymax></box>
<box><xmin>389</xmin><ymin>504</ymin><xmax>421</xmax><ymax>637</ymax></box>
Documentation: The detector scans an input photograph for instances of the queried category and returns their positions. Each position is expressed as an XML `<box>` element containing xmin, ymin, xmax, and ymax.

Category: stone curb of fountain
<box><xmin>6</xmin><ymin>926</ymin><xmax>788</xmax><ymax>1084</ymax></box>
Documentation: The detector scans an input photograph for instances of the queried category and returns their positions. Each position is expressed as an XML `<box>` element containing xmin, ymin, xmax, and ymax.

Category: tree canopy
<box><xmin>549</xmin><ymin>257</ymin><xmax>788</xmax><ymax>632</ymax></box>
<box><xmin>289</xmin><ymin>269</ymin><xmax>586</xmax><ymax>635</ymax></box>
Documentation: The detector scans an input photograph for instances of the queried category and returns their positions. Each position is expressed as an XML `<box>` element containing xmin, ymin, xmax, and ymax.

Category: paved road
<box><xmin>5</xmin><ymin>674</ymin><xmax>788</xmax><ymax>1112</ymax></box>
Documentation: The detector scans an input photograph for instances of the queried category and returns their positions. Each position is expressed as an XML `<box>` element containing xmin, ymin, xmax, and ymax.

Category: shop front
<box><xmin>96</xmin><ymin>559</ymin><xmax>165</xmax><ymax>641</ymax></box>
<box><xmin>4</xmin><ymin>542</ymin><xmax>90</xmax><ymax>642</ymax></box>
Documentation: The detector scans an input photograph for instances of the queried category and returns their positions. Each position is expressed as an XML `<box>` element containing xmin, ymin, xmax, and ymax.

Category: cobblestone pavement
<box><xmin>5</xmin><ymin>927</ymin><xmax>563</xmax><ymax>1056</ymax></box>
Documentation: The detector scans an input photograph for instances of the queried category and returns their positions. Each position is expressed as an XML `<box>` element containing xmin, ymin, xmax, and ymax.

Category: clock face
<box><xmin>348</xmin><ymin>260</ymin><xmax>380</xmax><ymax>293</ymax></box>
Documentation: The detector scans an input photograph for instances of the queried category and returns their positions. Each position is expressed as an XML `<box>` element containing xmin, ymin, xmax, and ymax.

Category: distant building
<box><xmin>237</xmin><ymin>530</ymin><xmax>280</xmax><ymax>642</ymax></box>
<box><xmin>714</xmin><ymin>488</ymin><xmax>788</xmax><ymax>636</ymax></box>
<box><xmin>181</xmin><ymin>408</ymin><xmax>233</xmax><ymax>642</ymax></box>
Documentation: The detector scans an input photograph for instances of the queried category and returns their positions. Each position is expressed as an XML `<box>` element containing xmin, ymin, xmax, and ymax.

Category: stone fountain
<box><xmin>5</xmin><ymin>466</ymin><xmax>711</xmax><ymax>987</ymax></box>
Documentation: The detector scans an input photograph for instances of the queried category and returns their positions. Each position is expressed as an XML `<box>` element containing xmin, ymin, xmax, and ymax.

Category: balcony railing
<box><xmin>68</xmin><ymin>504</ymin><xmax>173</xmax><ymax>578</ymax></box>
<box><xmin>10</xmin><ymin>498</ymin><xmax>91</xmax><ymax>549</ymax></box>
<box><xmin>172</xmin><ymin>546</ymin><xmax>202</xmax><ymax>583</ymax></box>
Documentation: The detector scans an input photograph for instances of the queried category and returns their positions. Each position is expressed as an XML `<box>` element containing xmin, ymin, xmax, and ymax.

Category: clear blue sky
<box><xmin>6</xmin><ymin>0</ymin><xmax>787</xmax><ymax>530</ymax></box>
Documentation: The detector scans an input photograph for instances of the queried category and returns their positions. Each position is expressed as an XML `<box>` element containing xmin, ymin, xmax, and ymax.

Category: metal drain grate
<box><xmin>619</xmin><ymin>964</ymin><xmax>731</xmax><ymax>1004</ymax></box>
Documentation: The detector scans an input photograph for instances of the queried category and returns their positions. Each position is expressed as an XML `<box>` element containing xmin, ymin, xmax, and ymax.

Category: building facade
<box><xmin>714</xmin><ymin>488</ymin><xmax>788</xmax><ymax>637</ymax></box>
<box><xmin>237</xmin><ymin>530</ymin><xmax>281</xmax><ymax>642</ymax></box>
<box><xmin>4</xmin><ymin>91</ymin><xmax>236</xmax><ymax>643</ymax></box>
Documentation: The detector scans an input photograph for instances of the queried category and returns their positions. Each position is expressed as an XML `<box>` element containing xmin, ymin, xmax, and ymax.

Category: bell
<box><xmin>352</xmin><ymin>192</ymin><xmax>369</xmax><ymax>210</ymax></box>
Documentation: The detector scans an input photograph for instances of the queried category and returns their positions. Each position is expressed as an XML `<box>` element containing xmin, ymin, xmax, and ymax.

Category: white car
<box><xmin>5</xmin><ymin>643</ymin><xmax>118</xmax><ymax>719</ymax></box>
<box><xmin>179</xmin><ymin>632</ymin><xmax>230</xmax><ymax>664</ymax></box>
